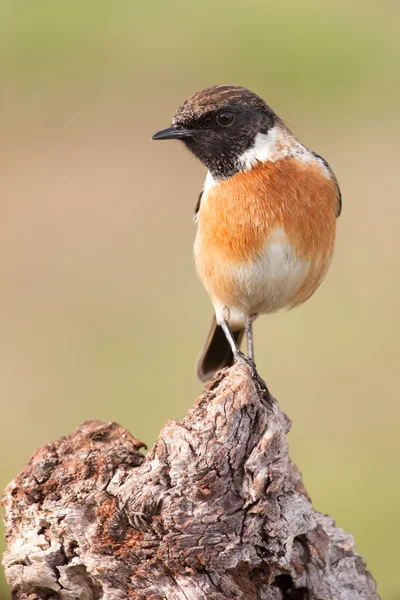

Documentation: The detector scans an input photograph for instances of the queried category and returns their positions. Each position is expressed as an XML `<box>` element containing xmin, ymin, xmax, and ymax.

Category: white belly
<box><xmin>213</xmin><ymin>228</ymin><xmax>310</xmax><ymax>327</ymax></box>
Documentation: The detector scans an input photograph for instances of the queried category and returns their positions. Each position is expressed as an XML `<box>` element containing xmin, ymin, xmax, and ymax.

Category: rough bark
<box><xmin>2</xmin><ymin>363</ymin><xmax>379</xmax><ymax>599</ymax></box>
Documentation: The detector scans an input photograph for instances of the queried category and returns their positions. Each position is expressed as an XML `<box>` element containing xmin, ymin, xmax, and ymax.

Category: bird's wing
<box><xmin>194</xmin><ymin>187</ymin><xmax>203</xmax><ymax>222</ymax></box>
<box><xmin>312</xmin><ymin>151</ymin><xmax>342</xmax><ymax>217</ymax></box>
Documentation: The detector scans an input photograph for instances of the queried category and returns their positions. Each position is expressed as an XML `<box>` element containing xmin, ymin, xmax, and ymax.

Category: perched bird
<box><xmin>153</xmin><ymin>85</ymin><xmax>341</xmax><ymax>382</ymax></box>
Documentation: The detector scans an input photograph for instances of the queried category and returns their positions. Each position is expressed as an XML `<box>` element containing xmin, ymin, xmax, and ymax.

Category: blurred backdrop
<box><xmin>1</xmin><ymin>1</ymin><xmax>399</xmax><ymax>598</ymax></box>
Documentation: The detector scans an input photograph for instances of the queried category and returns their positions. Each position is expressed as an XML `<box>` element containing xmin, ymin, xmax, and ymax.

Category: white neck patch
<box><xmin>237</xmin><ymin>126</ymin><xmax>315</xmax><ymax>172</ymax></box>
<box><xmin>237</xmin><ymin>128</ymin><xmax>281</xmax><ymax>171</ymax></box>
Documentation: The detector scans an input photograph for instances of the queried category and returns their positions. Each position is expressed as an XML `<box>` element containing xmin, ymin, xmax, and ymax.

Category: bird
<box><xmin>152</xmin><ymin>85</ymin><xmax>341</xmax><ymax>383</ymax></box>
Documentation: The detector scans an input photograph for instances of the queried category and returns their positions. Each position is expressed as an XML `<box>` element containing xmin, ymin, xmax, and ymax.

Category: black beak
<box><xmin>152</xmin><ymin>124</ymin><xmax>194</xmax><ymax>141</ymax></box>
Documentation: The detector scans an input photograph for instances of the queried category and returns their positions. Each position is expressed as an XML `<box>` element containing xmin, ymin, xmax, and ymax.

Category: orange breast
<box><xmin>195</xmin><ymin>157</ymin><xmax>338</xmax><ymax>311</ymax></box>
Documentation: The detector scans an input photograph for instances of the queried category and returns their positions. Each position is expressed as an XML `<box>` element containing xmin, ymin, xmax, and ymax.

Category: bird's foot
<box><xmin>234</xmin><ymin>351</ymin><xmax>270</xmax><ymax>400</ymax></box>
<box><xmin>234</xmin><ymin>350</ymin><xmax>257</xmax><ymax>376</ymax></box>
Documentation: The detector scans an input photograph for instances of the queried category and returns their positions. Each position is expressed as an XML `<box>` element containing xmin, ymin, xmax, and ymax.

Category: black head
<box><xmin>152</xmin><ymin>85</ymin><xmax>279</xmax><ymax>179</ymax></box>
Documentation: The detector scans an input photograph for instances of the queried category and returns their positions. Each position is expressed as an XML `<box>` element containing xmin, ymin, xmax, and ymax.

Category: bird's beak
<box><xmin>152</xmin><ymin>125</ymin><xmax>195</xmax><ymax>141</ymax></box>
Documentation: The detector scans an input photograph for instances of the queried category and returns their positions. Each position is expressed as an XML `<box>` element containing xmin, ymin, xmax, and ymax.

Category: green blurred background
<box><xmin>1</xmin><ymin>1</ymin><xmax>399</xmax><ymax>598</ymax></box>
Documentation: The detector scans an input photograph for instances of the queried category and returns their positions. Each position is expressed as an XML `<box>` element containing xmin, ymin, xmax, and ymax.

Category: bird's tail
<box><xmin>196</xmin><ymin>316</ymin><xmax>245</xmax><ymax>383</ymax></box>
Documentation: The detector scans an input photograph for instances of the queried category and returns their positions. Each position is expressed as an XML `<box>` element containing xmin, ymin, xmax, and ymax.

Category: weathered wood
<box><xmin>2</xmin><ymin>364</ymin><xmax>379</xmax><ymax>599</ymax></box>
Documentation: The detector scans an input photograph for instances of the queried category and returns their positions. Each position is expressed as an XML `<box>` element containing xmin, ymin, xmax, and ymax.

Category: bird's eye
<box><xmin>216</xmin><ymin>111</ymin><xmax>235</xmax><ymax>126</ymax></box>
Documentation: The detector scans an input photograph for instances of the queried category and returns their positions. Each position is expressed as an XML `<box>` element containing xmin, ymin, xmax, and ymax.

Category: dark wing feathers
<box><xmin>312</xmin><ymin>151</ymin><xmax>342</xmax><ymax>217</ymax></box>
<box><xmin>194</xmin><ymin>188</ymin><xmax>203</xmax><ymax>221</ymax></box>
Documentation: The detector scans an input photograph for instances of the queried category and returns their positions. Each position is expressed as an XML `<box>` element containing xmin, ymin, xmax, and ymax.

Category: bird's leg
<box><xmin>245</xmin><ymin>313</ymin><xmax>258</xmax><ymax>362</ymax></box>
<box><xmin>220</xmin><ymin>319</ymin><xmax>242</xmax><ymax>358</ymax></box>
<box><xmin>220</xmin><ymin>319</ymin><xmax>258</xmax><ymax>377</ymax></box>
<box><xmin>220</xmin><ymin>318</ymin><xmax>269</xmax><ymax>398</ymax></box>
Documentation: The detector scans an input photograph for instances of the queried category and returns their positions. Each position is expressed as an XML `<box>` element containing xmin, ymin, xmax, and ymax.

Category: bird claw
<box><xmin>234</xmin><ymin>351</ymin><xmax>270</xmax><ymax>399</ymax></box>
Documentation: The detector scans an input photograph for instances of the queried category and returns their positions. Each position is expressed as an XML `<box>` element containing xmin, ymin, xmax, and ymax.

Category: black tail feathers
<box><xmin>197</xmin><ymin>317</ymin><xmax>244</xmax><ymax>382</ymax></box>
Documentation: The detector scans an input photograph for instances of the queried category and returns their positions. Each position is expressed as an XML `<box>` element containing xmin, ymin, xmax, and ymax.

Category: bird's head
<box><xmin>152</xmin><ymin>85</ymin><xmax>281</xmax><ymax>179</ymax></box>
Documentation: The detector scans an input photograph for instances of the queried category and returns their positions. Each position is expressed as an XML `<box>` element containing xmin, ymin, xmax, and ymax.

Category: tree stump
<box><xmin>2</xmin><ymin>364</ymin><xmax>379</xmax><ymax>599</ymax></box>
